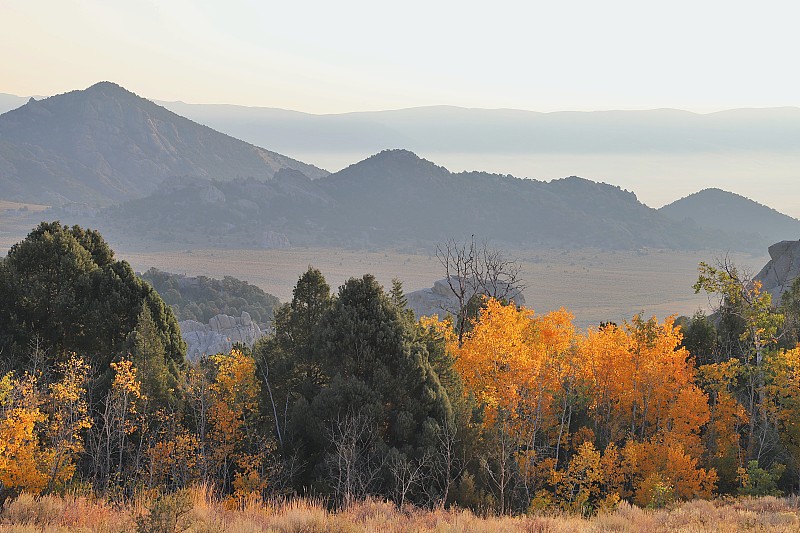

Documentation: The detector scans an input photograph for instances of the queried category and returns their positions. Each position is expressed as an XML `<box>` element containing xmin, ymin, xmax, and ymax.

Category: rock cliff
<box><xmin>180</xmin><ymin>311</ymin><xmax>265</xmax><ymax>362</ymax></box>
<box><xmin>754</xmin><ymin>240</ymin><xmax>800</xmax><ymax>305</ymax></box>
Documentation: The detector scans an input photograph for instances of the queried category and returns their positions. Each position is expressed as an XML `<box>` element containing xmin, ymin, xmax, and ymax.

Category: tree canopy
<box><xmin>0</xmin><ymin>222</ymin><xmax>185</xmax><ymax>377</ymax></box>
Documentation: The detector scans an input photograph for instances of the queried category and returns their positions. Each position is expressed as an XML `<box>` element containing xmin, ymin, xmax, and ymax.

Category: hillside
<box><xmin>0</xmin><ymin>82</ymin><xmax>327</xmax><ymax>206</ymax></box>
<box><xmin>659</xmin><ymin>189</ymin><xmax>800</xmax><ymax>245</ymax></box>
<box><xmin>90</xmin><ymin>149</ymin><xmax>748</xmax><ymax>251</ymax></box>
<box><xmin>141</xmin><ymin>268</ymin><xmax>280</xmax><ymax>328</ymax></box>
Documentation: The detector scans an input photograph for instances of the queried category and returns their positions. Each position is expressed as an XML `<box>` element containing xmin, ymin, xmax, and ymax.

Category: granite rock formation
<box><xmin>754</xmin><ymin>240</ymin><xmax>800</xmax><ymax>305</ymax></box>
<box><xmin>180</xmin><ymin>311</ymin><xmax>265</xmax><ymax>362</ymax></box>
<box><xmin>407</xmin><ymin>277</ymin><xmax>526</xmax><ymax>319</ymax></box>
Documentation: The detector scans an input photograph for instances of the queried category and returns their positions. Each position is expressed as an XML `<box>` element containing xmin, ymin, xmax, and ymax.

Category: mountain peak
<box><xmin>660</xmin><ymin>188</ymin><xmax>800</xmax><ymax>243</ymax></box>
<box><xmin>369</xmin><ymin>148</ymin><xmax>425</xmax><ymax>163</ymax></box>
<box><xmin>330</xmin><ymin>149</ymin><xmax>448</xmax><ymax>177</ymax></box>
<box><xmin>0</xmin><ymin>82</ymin><xmax>327</xmax><ymax>205</ymax></box>
<box><xmin>82</xmin><ymin>81</ymin><xmax>139</xmax><ymax>99</ymax></box>
<box><xmin>86</xmin><ymin>80</ymin><xmax>126</xmax><ymax>91</ymax></box>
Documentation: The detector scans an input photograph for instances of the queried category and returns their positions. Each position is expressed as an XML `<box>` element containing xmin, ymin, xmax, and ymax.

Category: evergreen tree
<box><xmin>290</xmin><ymin>274</ymin><xmax>454</xmax><ymax>505</ymax></box>
<box><xmin>254</xmin><ymin>267</ymin><xmax>333</xmax><ymax>449</ymax></box>
<box><xmin>0</xmin><ymin>222</ymin><xmax>185</xmax><ymax>379</ymax></box>
<box><xmin>127</xmin><ymin>304</ymin><xmax>177</xmax><ymax>408</ymax></box>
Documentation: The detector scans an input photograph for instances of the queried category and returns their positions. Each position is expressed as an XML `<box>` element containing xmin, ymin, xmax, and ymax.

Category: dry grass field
<box><xmin>0</xmin><ymin>200</ymin><xmax>50</xmax><ymax>213</ymax></box>
<box><xmin>117</xmin><ymin>246</ymin><xmax>767</xmax><ymax>328</ymax></box>
<box><xmin>2</xmin><ymin>489</ymin><xmax>799</xmax><ymax>532</ymax></box>
<box><xmin>0</xmin><ymin>214</ymin><xmax>768</xmax><ymax>328</ymax></box>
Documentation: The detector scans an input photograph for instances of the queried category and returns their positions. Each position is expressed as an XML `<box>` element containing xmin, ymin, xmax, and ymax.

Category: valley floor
<box><xmin>117</xmin><ymin>246</ymin><xmax>767</xmax><ymax>329</ymax></box>
<box><xmin>1</xmin><ymin>491</ymin><xmax>799</xmax><ymax>532</ymax></box>
<box><xmin>0</xmin><ymin>207</ymin><xmax>768</xmax><ymax>328</ymax></box>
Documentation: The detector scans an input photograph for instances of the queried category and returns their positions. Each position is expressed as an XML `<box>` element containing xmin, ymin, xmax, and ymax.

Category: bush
<box><xmin>136</xmin><ymin>490</ymin><xmax>193</xmax><ymax>533</ymax></box>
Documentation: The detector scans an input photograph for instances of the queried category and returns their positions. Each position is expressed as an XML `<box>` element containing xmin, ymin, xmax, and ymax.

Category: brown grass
<box><xmin>0</xmin><ymin>200</ymin><xmax>50</xmax><ymax>213</ymax></box>
<box><xmin>2</xmin><ymin>490</ymin><xmax>800</xmax><ymax>533</ymax></box>
<box><xmin>116</xmin><ymin>246</ymin><xmax>766</xmax><ymax>329</ymax></box>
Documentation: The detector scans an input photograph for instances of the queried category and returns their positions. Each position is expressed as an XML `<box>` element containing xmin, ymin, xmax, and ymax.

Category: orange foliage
<box><xmin>452</xmin><ymin>300</ymin><xmax>718</xmax><ymax>507</ymax></box>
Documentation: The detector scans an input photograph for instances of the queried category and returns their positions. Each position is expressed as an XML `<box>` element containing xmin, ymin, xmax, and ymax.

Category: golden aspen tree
<box><xmin>44</xmin><ymin>354</ymin><xmax>92</xmax><ymax>491</ymax></box>
<box><xmin>452</xmin><ymin>299</ymin><xmax>581</xmax><ymax>510</ymax></box>
<box><xmin>694</xmin><ymin>261</ymin><xmax>784</xmax><ymax>461</ymax></box>
<box><xmin>764</xmin><ymin>347</ymin><xmax>800</xmax><ymax>490</ymax></box>
<box><xmin>86</xmin><ymin>358</ymin><xmax>143</xmax><ymax>492</ymax></box>
<box><xmin>0</xmin><ymin>372</ymin><xmax>48</xmax><ymax>494</ymax></box>
<box><xmin>697</xmin><ymin>359</ymin><xmax>748</xmax><ymax>491</ymax></box>
<box><xmin>208</xmin><ymin>349</ymin><xmax>267</xmax><ymax>498</ymax></box>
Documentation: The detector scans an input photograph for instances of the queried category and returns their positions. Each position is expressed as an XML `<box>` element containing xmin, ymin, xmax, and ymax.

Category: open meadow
<box><xmin>114</xmin><ymin>245</ymin><xmax>767</xmax><ymax>328</ymax></box>
<box><xmin>0</xmin><ymin>213</ymin><xmax>768</xmax><ymax>328</ymax></box>
<box><xmin>0</xmin><ymin>205</ymin><xmax>770</xmax><ymax>329</ymax></box>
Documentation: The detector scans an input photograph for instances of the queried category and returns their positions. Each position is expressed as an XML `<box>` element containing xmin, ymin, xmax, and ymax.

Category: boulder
<box><xmin>754</xmin><ymin>240</ymin><xmax>800</xmax><ymax>305</ymax></box>
<box><xmin>180</xmin><ymin>311</ymin><xmax>265</xmax><ymax>362</ymax></box>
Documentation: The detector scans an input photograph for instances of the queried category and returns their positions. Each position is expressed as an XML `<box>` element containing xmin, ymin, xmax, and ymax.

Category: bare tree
<box><xmin>436</xmin><ymin>236</ymin><xmax>525</xmax><ymax>346</ymax></box>
<box><xmin>324</xmin><ymin>411</ymin><xmax>384</xmax><ymax>508</ymax></box>
<box><xmin>184</xmin><ymin>361</ymin><xmax>212</xmax><ymax>483</ymax></box>
<box><xmin>388</xmin><ymin>450</ymin><xmax>431</xmax><ymax>509</ymax></box>
<box><xmin>426</xmin><ymin>414</ymin><xmax>464</xmax><ymax>508</ymax></box>
<box><xmin>480</xmin><ymin>414</ymin><xmax>516</xmax><ymax>515</ymax></box>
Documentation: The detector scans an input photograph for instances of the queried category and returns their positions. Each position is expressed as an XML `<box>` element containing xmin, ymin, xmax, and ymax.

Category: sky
<box><xmin>3</xmin><ymin>0</ymin><xmax>800</xmax><ymax>114</ymax></box>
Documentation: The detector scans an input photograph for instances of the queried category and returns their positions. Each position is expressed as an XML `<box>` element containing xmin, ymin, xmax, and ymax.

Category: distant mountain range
<box><xmin>1</xmin><ymin>82</ymin><xmax>798</xmax><ymax>252</ymax></box>
<box><xmin>0</xmin><ymin>93</ymin><xmax>29</xmax><ymax>115</ymax></box>
<box><xmin>6</xmin><ymin>90</ymin><xmax>800</xmax><ymax>157</ymax></box>
<box><xmin>158</xmin><ymin>101</ymin><xmax>800</xmax><ymax>156</ymax></box>
<box><xmin>0</xmin><ymin>82</ymin><xmax>326</xmax><ymax>205</ymax></box>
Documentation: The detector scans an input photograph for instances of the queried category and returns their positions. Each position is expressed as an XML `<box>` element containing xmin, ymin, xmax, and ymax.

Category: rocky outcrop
<box><xmin>180</xmin><ymin>311</ymin><xmax>265</xmax><ymax>362</ymax></box>
<box><xmin>754</xmin><ymin>241</ymin><xmax>800</xmax><ymax>305</ymax></box>
<box><xmin>407</xmin><ymin>277</ymin><xmax>526</xmax><ymax>319</ymax></box>
<box><xmin>754</xmin><ymin>240</ymin><xmax>800</xmax><ymax>305</ymax></box>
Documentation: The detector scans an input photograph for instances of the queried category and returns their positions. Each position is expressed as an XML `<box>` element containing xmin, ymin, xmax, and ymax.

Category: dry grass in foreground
<box><xmin>2</xmin><ymin>489</ymin><xmax>800</xmax><ymax>533</ymax></box>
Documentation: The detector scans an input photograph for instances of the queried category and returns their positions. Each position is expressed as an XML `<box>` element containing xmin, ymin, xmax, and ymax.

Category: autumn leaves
<box><xmin>446</xmin><ymin>298</ymin><xmax>776</xmax><ymax>511</ymax></box>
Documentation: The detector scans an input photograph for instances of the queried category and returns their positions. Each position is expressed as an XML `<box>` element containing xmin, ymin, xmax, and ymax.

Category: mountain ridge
<box><xmin>81</xmin><ymin>148</ymin><xmax>763</xmax><ymax>251</ymax></box>
<box><xmin>151</xmin><ymin>100</ymin><xmax>800</xmax><ymax>155</ymax></box>
<box><xmin>0</xmin><ymin>82</ymin><xmax>328</xmax><ymax>206</ymax></box>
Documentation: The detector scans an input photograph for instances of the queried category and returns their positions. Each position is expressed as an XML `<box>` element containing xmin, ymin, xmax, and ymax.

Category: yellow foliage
<box><xmin>582</xmin><ymin>316</ymin><xmax>710</xmax><ymax>447</ymax></box>
<box><xmin>452</xmin><ymin>299</ymin><xmax>576</xmax><ymax>445</ymax></box>
<box><xmin>45</xmin><ymin>354</ymin><xmax>92</xmax><ymax>490</ymax></box>
<box><xmin>622</xmin><ymin>437</ymin><xmax>717</xmax><ymax>504</ymax></box>
<box><xmin>146</xmin><ymin>425</ymin><xmax>200</xmax><ymax>487</ymax></box>
<box><xmin>453</xmin><ymin>301</ymin><xmax>718</xmax><ymax>508</ymax></box>
<box><xmin>208</xmin><ymin>349</ymin><xmax>266</xmax><ymax>492</ymax></box>
<box><xmin>418</xmin><ymin>314</ymin><xmax>456</xmax><ymax>346</ymax></box>
<box><xmin>0</xmin><ymin>372</ymin><xmax>48</xmax><ymax>494</ymax></box>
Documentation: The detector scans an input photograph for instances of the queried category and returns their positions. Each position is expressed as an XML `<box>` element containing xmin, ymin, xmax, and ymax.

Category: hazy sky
<box><xmin>3</xmin><ymin>1</ymin><xmax>800</xmax><ymax>114</ymax></box>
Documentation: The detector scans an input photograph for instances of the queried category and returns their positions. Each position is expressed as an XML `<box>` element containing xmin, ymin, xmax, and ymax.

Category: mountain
<box><xmin>153</xmin><ymin>102</ymin><xmax>800</xmax><ymax>221</ymax></box>
<box><xmin>158</xmin><ymin>101</ymin><xmax>800</xmax><ymax>155</ymax></box>
<box><xmin>0</xmin><ymin>93</ymin><xmax>27</xmax><ymax>115</ymax></box>
<box><xmin>659</xmin><ymin>189</ymin><xmax>800</xmax><ymax>245</ymax></box>
<box><xmin>86</xmin><ymin>149</ymin><xmax>748</xmax><ymax>251</ymax></box>
<box><xmin>0</xmin><ymin>82</ymin><xmax>327</xmax><ymax>206</ymax></box>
